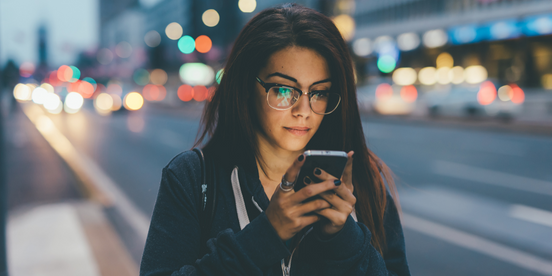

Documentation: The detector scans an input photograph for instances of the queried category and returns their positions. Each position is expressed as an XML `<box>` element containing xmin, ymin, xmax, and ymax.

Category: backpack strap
<box><xmin>192</xmin><ymin>148</ymin><xmax>217</xmax><ymax>255</ymax></box>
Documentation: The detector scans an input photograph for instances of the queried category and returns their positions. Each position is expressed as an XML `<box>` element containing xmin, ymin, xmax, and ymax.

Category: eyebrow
<box><xmin>266</xmin><ymin>72</ymin><xmax>331</xmax><ymax>87</ymax></box>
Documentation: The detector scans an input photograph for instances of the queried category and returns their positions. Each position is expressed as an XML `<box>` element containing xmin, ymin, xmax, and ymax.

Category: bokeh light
<box><xmin>107</xmin><ymin>82</ymin><xmax>123</xmax><ymax>96</ymax></box>
<box><xmin>449</xmin><ymin>66</ymin><xmax>465</xmax><ymax>84</ymax></box>
<box><xmin>150</xmin><ymin>69</ymin><xmax>168</xmax><ymax>85</ymax></box>
<box><xmin>19</xmin><ymin>62</ymin><xmax>35</xmax><ymax>78</ymax></box>
<box><xmin>436</xmin><ymin>67</ymin><xmax>451</xmax><ymax>85</ymax></box>
<box><xmin>541</xmin><ymin>74</ymin><xmax>552</xmax><ymax>89</ymax></box>
<box><xmin>464</xmin><ymin>65</ymin><xmax>488</xmax><ymax>84</ymax></box>
<box><xmin>124</xmin><ymin>92</ymin><xmax>144</xmax><ymax>111</ymax></box>
<box><xmin>32</xmin><ymin>87</ymin><xmax>48</xmax><ymax>104</ymax></box>
<box><xmin>238</xmin><ymin>0</ymin><xmax>256</xmax><ymax>13</ymax></box>
<box><xmin>179</xmin><ymin>63</ymin><xmax>215</xmax><ymax>86</ymax></box>
<box><xmin>400</xmin><ymin>85</ymin><xmax>418</xmax><ymax>103</ymax></box>
<box><xmin>110</xmin><ymin>94</ymin><xmax>123</xmax><ymax>111</ymax></box>
<box><xmin>202</xmin><ymin>9</ymin><xmax>220</xmax><ymax>27</ymax></box>
<box><xmin>64</xmin><ymin>92</ymin><xmax>84</xmax><ymax>114</ymax></box>
<box><xmin>97</xmin><ymin>48</ymin><xmax>114</xmax><ymax>64</ymax></box>
<box><xmin>498</xmin><ymin>85</ymin><xmax>513</xmax><ymax>101</ymax></box>
<box><xmin>375</xmin><ymin>83</ymin><xmax>393</xmax><ymax>99</ymax></box>
<box><xmin>13</xmin><ymin>83</ymin><xmax>32</xmax><ymax>102</ymax></box>
<box><xmin>353</xmin><ymin>38</ymin><xmax>372</xmax><ymax>57</ymax></box>
<box><xmin>216</xmin><ymin>69</ymin><xmax>224</xmax><ymax>84</ymax></box>
<box><xmin>333</xmin><ymin>14</ymin><xmax>355</xmax><ymax>41</ymax></box>
<box><xmin>419</xmin><ymin>67</ymin><xmax>437</xmax><ymax>85</ymax></box>
<box><xmin>115</xmin><ymin>41</ymin><xmax>133</xmax><ymax>58</ymax></box>
<box><xmin>43</xmin><ymin>93</ymin><xmax>62</xmax><ymax>114</ymax></box>
<box><xmin>377</xmin><ymin>55</ymin><xmax>396</xmax><ymax>73</ymax></box>
<box><xmin>94</xmin><ymin>93</ymin><xmax>114</xmax><ymax>115</ymax></box>
<box><xmin>423</xmin><ymin>29</ymin><xmax>448</xmax><ymax>48</ymax></box>
<box><xmin>397</xmin><ymin>32</ymin><xmax>420</xmax><ymax>51</ymax></box>
<box><xmin>177</xmin><ymin>84</ymin><xmax>194</xmax><ymax>102</ymax></box>
<box><xmin>193</xmin><ymin>85</ymin><xmax>208</xmax><ymax>101</ymax></box>
<box><xmin>57</xmin><ymin>65</ymin><xmax>73</xmax><ymax>82</ymax></box>
<box><xmin>477</xmin><ymin>81</ymin><xmax>496</xmax><ymax>105</ymax></box>
<box><xmin>143</xmin><ymin>84</ymin><xmax>167</xmax><ymax>101</ymax></box>
<box><xmin>392</xmin><ymin>68</ymin><xmax>417</xmax><ymax>86</ymax></box>
<box><xmin>195</xmin><ymin>35</ymin><xmax>212</xmax><ymax>53</ymax></box>
<box><xmin>436</xmin><ymin>52</ymin><xmax>454</xmax><ymax>68</ymax></box>
<box><xmin>40</xmin><ymin>83</ymin><xmax>55</xmax><ymax>94</ymax></box>
<box><xmin>144</xmin><ymin>30</ymin><xmax>161</xmax><ymax>47</ymax></box>
<box><xmin>49</xmin><ymin>71</ymin><xmax>62</xmax><ymax>86</ymax></box>
<box><xmin>178</xmin><ymin>35</ymin><xmax>195</xmax><ymax>54</ymax></box>
<box><xmin>78</xmin><ymin>80</ymin><xmax>95</xmax><ymax>98</ymax></box>
<box><xmin>68</xmin><ymin>66</ymin><xmax>80</xmax><ymax>82</ymax></box>
<box><xmin>133</xmin><ymin>69</ymin><xmax>150</xmax><ymax>85</ymax></box>
<box><xmin>83</xmin><ymin>77</ymin><xmax>97</xmax><ymax>90</ymax></box>
<box><xmin>165</xmin><ymin>22</ymin><xmax>183</xmax><ymax>40</ymax></box>
<box><xmin>509</xmin><ymin>84</ymin><xmax>525</xmax><ymax>104</ymax></box>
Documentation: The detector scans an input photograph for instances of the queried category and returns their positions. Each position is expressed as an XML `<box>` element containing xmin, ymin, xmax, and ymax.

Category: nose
<box><xmin>291</xmin><ymin>92</ymin><xmax>311</xmax><ymax>117</ymax></box>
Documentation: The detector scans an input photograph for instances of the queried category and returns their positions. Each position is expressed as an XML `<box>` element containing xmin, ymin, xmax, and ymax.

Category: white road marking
<box><xmin>432</xmin><ymin>160</ymin><xmax>552</xmax><ymax>196</ymax></box>
<box><xmin>402</xmin><ymin>213</ymin><xmax>552</xmax><ymax>276</ymax></box>
<box><xmin>510</xmin><ymin>204</ymin><xmax>552</xmax><ymax>228</ymax></box>
<box><xmin>21</xmin><ymin>104</ymin><xmax>150</xmax><ymax>242</ymax></box>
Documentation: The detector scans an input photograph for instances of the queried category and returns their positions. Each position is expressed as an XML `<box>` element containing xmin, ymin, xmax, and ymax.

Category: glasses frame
<box><xmin>256</xmin><ymin>77</ymin><xmax>341</xmax><ymax>115</ymax></box>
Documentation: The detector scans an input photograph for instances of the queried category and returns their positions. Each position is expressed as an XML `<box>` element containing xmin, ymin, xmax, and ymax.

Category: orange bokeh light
<box><xmin>477</xmin><ymin>81</ymin><xmax>496</xmax><ymax>106</ymax></box>
<box><xmin>57</xmin><ymin>65</ymin><xmax>73</xmax><ymax>82</ymax></box>
<box><xmin>193</xmin><ymin>85</ymin><xmax>208</xmax><ymax>101</ymax></box>
<box><xmin>178</xmin><ymin>85</ymin><xmax>194</xmax><ymax>101</ymax></box>
<box><xmin>79</xmin><ymin>81</ymin><xmax>95</xmax><ymax>98</ymax></box>
<box><xmin>207</xmin><ymin>86</ymin><xmax>216</xmax><ymax>101</ymax></box>
<box><xmin>195</xmin><ymin>35</ymin><xmax>212</xmax><ymax>53</ymax></box>
<box><xmin>400</xmin><ymin>85</ymin><xmax>418</xmax><ymax>103</ymax></box>
<box><xmin>143</xmin><ymin>84</ymin><xmax>167</xmax><ymax>101</ymax></box>
<box><xmin>375</xmin><ymin>83</ymin><xmax>393</xmax><ymax>99</ymax></box>
<box><xmin>509</xmin><ymin>84</ymin><xmax>525</xmax><ymax>104</ymax></box>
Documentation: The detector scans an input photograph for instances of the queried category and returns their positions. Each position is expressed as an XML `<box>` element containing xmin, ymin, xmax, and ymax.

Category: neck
<box><xmin>255</xmin><ymin>133</ymin><xmax>303</xmax><ymax>183</ymax></box>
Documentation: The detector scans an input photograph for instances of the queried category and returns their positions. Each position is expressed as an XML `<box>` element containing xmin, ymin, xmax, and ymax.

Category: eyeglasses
<box><xmin>256</xmin><ymin>77</ymin><xmax>341</xmax><ymax>115</ymax></box>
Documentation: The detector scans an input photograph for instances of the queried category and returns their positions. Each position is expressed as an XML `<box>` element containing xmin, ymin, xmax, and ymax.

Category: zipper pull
<box><xmin>283</xmin><ymin>266</ymin><xmax>290</xmax><ymax>276</ymax></box>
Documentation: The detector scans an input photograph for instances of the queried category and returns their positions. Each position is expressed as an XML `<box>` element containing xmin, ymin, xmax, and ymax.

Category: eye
<box><xmin>311</xmin><ymin>91</ymin><xmax>330</xmax><ymax>100</ymax></box>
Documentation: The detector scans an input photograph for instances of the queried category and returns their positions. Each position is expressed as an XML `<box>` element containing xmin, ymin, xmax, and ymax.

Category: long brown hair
<box><xmin>194</xmin><ymin>3</ymin><xmax>398</xmax><ymax>256</ymax></box>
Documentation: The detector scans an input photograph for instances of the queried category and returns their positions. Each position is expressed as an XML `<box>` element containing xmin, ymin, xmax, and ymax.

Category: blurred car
<box><xmin>422</xmin><ymin>82</ymin><xmax>523</xmax><ymax>121</ymax></box>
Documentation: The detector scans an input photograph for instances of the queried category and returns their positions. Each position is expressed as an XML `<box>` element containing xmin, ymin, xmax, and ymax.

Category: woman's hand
<box><xmin>310</xmin><ymin>151</ymin><xmax>356</xmax><ymax>236</ymax></box>
<box><xmin>265</xmin><ymin>154</ymin><xmax>339</xmax><ymax>241</ymax></box>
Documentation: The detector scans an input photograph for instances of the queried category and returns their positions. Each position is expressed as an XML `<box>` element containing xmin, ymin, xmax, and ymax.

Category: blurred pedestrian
<box><xmin>140</xmin><ymin>4</ymin><xmax>410</xmax><ymax>276</ymax></box>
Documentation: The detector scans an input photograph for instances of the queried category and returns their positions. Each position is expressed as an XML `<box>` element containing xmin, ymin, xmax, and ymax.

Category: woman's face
<box><xmin>255</xmin><ymin>46</ymin><xmax>331</xmax><ymax>153</ymax></box>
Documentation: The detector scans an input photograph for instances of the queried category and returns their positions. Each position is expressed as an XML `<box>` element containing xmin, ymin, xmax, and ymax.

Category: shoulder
<box><xmin>163</xmin><ymin>150</ymin><xmax>203</xmax><ymax>188</ymax></box>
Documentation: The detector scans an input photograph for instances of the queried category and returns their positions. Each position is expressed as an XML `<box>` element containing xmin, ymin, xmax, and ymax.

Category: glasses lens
<box><xmin>268</xmin><ymin>87</ymin><xmax>297</xmax><ymax>109</ymax></box>
<box><xmin>310</xmin><ymin>92</ymin><xmax>340</xmax><ymax>114</ymax></box>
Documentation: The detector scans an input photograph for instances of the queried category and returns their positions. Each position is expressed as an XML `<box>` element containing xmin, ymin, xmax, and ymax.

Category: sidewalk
<box><xmin>3</xmin><ymin>104</ymin><xmax>138</xmax><ymax>276</ymax></box>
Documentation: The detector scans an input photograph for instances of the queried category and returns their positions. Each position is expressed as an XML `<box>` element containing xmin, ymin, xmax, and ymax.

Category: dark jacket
<box><xmin>140</xmin><ymin>149</ymin><xmax>410</xmax><ymax>275</ymax></box>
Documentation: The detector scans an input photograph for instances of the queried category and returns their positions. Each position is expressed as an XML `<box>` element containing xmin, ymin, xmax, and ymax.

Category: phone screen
<box><xmin>294</xmin><ymin>150</ymin><xmax>348</xmax><ymax>193</ymax></box>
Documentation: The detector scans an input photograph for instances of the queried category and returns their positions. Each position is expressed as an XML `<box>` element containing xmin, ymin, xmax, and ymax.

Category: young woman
<box><xmin>140</xmin><ymin>4</ymin><xmax>410</xmax><ymax>276</ymax></box>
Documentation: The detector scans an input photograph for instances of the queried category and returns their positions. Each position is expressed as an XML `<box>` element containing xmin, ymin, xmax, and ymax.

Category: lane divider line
<box><xmin>510</xmin><ymin>204</ymin><xmax>552</xmax><ymax>228</ymax></box>
<box><xmin>432</xmin><ymin>160</ymin><xmax>552</xmax><ymax>196</ymax></box>
<box><xmin>21</xmin><ymin>103</ymin><xmax>149</xmax><ymax>242</ymax></box>
<box><xmin>402</xmin><ymin>213</ymin><xmax>552</xmax><ymax>275</ymax></box>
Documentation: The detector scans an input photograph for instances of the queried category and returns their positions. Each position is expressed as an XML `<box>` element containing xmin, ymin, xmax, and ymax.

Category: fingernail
<box><xmin>304</xmin><ymin>176</ymin><xmax>311</xmax><ymax>184</ymax></box>
<box><xmin>314</xmin><ymin>168</ymin><xmax>321</xmax><ymax>175</ymax></box>
<box><xmin>298</xmin><ymin>154</ymin><xmax>304</xmax><ymax>162</ymax></box>
<box><xmin>334</xmin><ymin>180</ymin><xmax>341</xmax><ymax>186</ymax></box>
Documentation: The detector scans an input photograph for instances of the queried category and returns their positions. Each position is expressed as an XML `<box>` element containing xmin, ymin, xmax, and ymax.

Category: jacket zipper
<box><xmin>280</xmin><ymin>228</ymin><xmax>313</xmax><ymax>276</ymax></box>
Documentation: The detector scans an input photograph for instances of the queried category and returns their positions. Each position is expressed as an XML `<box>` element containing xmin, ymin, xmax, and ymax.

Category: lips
<box><xmin>284</xmin><ymin>127</ymin><xmax>311</xmax><ymax>136</ymax></box>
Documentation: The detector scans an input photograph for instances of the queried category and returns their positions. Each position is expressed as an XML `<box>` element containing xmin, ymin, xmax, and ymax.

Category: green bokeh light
<box><xmin>216</xmin><ymin>69</ymin><xmax>223</xmax><ymax>84</ymax></box>
<box><xmin>133</xmin><ymin>69</ymin><xmax>150</xmax><ymax>86</ymax></box>
<box><xmin>377</xmin><ymin>55</ymin><xmax>396</xmax><ymax>73</ymax></box>
<box><xmin>69</xmin><ymin>66</ymin><xmax>80</xmax><ymax>82</ymax></box>
<box><xmin>178</xmin><ymin>35</ymin><xmax>195</xmax><ymax>54</ymax></box>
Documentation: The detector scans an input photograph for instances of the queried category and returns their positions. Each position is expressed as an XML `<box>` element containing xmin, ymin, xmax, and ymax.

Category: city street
<box><xmin>5</xmin><ymin>101</ymin><xmax>552</xmax><ymax>276</ymax></box>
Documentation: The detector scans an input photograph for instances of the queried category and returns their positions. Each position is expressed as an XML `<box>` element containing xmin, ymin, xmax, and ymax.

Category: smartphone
<box><xmin>294</xmin><ymin>150</ymin><xmax>348</xmax><ymax>192</ymax></box>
